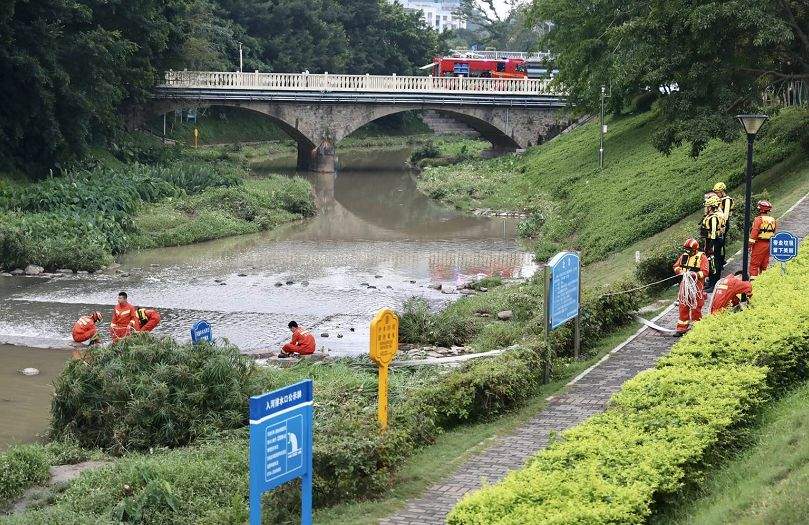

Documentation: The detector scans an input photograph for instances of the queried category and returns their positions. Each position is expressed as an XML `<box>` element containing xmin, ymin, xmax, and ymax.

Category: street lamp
<box><xmin>736</xmin><ymin>114</ymin><xmax>768</xmax><ymax>287</ymax></box>
<box><xmin>238</xmin><ymin>42</ymin><xmax>244</xmax><ymax>73</ymax></box>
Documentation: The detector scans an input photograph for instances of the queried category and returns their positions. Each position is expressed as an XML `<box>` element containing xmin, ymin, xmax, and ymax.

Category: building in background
<box><xmin>396</xmin><ymin>0</ymin><xmax>466</xmax><ymax>32</ymax></box>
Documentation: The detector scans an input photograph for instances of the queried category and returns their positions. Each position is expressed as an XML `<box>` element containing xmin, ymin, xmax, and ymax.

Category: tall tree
<box><xmin>529</xmin><ymin>0</ymin><xmax>809</xmax><ymax>155</ymax></box>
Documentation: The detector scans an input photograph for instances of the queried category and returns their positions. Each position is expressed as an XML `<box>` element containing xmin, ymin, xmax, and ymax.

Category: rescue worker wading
<box><xmin>72</xmin><ymin>311</ymin><xmax>102</xmax><ymax>345</ymax></box>
<box><xmin>135</xmin><ymin>308</ymin><xmax>161</xmax><ymax>332</ymax></box>
<box><xmin>280</xmin><ymin>320</ymin><xmax>316</xmax><ymax>357</ymax></box>
<box><xmin>701</xmin><ymin>195</ymin><xmax>727</xmax><ymax>291</ymax></box>
<box><xmin>749</xmin><ymin>200</ymin><xmax>777</xmax><ymax>278</ymax></box>
<box><xmin>673</xmin><ymin>238</ymin><xmax>709</xmax><ymax>336</ymax></box>
<box><xmin>710</xmin><ymin>272</ymin><xmax>753</xmax><ymax>314</ymax></box>
<box><xmin>110</xmin><ymin>291</ymin><xmax>138</xmax><ymax>342</ymax></box>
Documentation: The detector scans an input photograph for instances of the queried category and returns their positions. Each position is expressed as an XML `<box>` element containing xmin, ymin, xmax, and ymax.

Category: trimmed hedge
<box><xmin>448</xmin><ymin>241</ymin><xmax>809</xmax><ymax>524</ymax></box>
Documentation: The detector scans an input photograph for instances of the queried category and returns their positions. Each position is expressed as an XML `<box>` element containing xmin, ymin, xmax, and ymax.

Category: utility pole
<box><xmin>238</xmin><ymin>42</ymin><xmax>244</xmax><ymax>73</ymax></box>
<box><xmin>599</xmin><ymin>85</ymin><xmax>606</xmax><ymax>170</ymax></box>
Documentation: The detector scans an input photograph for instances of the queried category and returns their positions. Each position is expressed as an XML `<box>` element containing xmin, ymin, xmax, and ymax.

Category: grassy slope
<box><xmin>417</xmin><ymin>106</ymin><xmax>809</xmax><ymax>264</ymax></box>
<box><xmin>654</xmin><ymin>380</ymin><xmax>809</xmax><ymax>525</ymax></box>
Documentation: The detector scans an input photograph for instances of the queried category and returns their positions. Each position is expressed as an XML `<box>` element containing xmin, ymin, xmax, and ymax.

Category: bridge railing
<box><xmin>161</xmin><ymin>71</ymin><xmax>560</xmax><ymax>95</ymax></box>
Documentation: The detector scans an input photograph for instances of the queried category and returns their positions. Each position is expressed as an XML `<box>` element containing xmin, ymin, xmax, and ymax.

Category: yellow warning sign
<box><xmin>369</xmin><ymin>308</ymin><xmax>399</xmax><ymax>430</ymax></box>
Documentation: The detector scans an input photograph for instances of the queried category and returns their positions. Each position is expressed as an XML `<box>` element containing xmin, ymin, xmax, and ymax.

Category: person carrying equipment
<box><xmin>710</xmin><ymin>272</ymin><xmax>753</xmax><ymax>314</ymax></box>
<box><xmin>749</xmin><ymin>200</ymin><xmax>777</xmax><ymax>278</ymax></box>
<box><xmin>712</xmin><ymin>182</ymin><xmax>734</xmax><ymax>222</ymax></box>
<box><xmin>72</xmin><ymin>311</ymin><xmax>102</xmax><ymax>345</ymax></box>
<box><xmin>135</xmin><ymin>308</ymin><xmax>161</xmax><ymax>332</ymax></box>
<box><xmin>701</xmin><ymin>195</ymin><xmax>727</xmax><ymax>291</ymax></box>
<box><xmin>110</xmin><ymin>291</ymin><xmax>138</xmax><ymax>342</ymax></box>
<box><xmin>280</xmin><ymin>321</ymin><xmax>316</xmax><ymax>357</ymax></box>
<box><xmin>673</xmin><ymin>238</ymin><xmax>709</xmax><ymax>336</ymax></box>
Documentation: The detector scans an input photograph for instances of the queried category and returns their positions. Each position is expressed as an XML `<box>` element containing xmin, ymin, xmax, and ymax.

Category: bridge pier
<box><xmin>297</xmin><ymin>141</ymin><xmax>337</xmax><ymax>172</ymax></box>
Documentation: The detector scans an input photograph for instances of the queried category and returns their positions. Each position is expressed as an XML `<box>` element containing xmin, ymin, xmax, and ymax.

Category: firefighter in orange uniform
<box><xmin>673</xmin><ymin>238</ymin><xmax>709</xmax><ymax>335</ymax></box>
<box><xmin>72</xmin><ymin>311</ymin><xmax>102</xmax><ymax>345</ymax></box>
<box><xmin>110</xmin><ymin>291</ymin><xmax>138</xmax><ymax>342</ymax></box>
<box><xmin>280</xmin><ymin>320</ymin><xmax>316</xmax><ymax>357</ymax></box>
<box><xmin>710</xmin><ymin>273</ymin><xmax>753</xmax><ymax>314</ymax></box>
<box><xmin>135</xmin><ymin>308</ymin><xmax>161</xmax><ymax>332</ymax></box>
<box><xmin>749</xmin><ymin>200</ymin><xmax>776</xmax><ymax>278</ymax></box>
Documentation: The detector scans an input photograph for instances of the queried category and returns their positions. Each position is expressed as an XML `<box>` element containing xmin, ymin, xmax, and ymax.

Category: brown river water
<box><xmin>0</xmin><ymin>147</ymin><xmax>536</xmax><ymax>447</ymax></box>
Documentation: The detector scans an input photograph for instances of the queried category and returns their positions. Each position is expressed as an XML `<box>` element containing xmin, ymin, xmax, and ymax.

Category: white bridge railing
<box><xmin>160</xmin><ymin>71</ymin><xmax>561</xmax><ymax>96</ymax></box>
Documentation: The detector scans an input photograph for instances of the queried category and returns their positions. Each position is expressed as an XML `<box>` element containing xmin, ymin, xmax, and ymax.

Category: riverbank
<box><xmin>415</xmin><ymin>106</ymin><xmax>809</xmax><ymax>264</ymax></box>
<box><xmin>0</xmin><ymin>134</ymin><xmax>315</xmax><ymax>273</ymax></box>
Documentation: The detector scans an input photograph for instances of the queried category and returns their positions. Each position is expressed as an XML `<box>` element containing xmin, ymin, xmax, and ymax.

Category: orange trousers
<box><xmin>749</xmin><ymin>241</ymin><xmax>771</xmax><ymax>277</ymax></box>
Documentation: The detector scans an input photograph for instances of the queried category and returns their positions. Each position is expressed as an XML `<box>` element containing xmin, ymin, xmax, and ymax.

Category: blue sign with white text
<box><xmin>190</xmin><ymin>320</ymin><xmax>213</xmax><ymax>344</ymax></box>
<box><xmin>770</xmin><ymin>231</ymin><xmax>798</xmax><ymax>263</ymax></box>
<box><xmin>249</xmin><ymin>380</ymin><xmax>313</xmax><ymax>525</ymax></box>
<box><xmin>548</xmin><ymin>251</ymin><xmax>581</xmax><ymax>331</ymax></box>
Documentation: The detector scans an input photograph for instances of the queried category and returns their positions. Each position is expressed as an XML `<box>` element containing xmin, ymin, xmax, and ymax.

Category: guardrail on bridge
<box><xmin>160</xmin><ymin>71</ymin><xmax>561</xmax><ymax>96</ymax></box>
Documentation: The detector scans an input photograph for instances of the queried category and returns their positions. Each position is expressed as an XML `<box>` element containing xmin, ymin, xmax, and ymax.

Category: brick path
<box><xmin>380</xmin><ymin>193</ymin><xmax>809</xmax><ymax>525</ymax></box>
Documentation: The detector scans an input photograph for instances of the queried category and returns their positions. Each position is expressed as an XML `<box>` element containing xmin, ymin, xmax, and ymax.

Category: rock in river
<box><xmin>24</xmin><ymin>265</ymin><xmax>44</xmax><ymax>276</ymax></box>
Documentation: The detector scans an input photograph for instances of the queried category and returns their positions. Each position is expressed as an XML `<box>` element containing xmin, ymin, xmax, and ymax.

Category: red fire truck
<box><xmin>424</xmin><ymin>53</ymin><xmax>527</xmax><ymax>78</ymax></box>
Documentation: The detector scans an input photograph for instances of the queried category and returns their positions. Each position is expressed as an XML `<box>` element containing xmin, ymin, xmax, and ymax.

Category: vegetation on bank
<box><xmin>447</xmin><ymin>241</ymin><xmax>809</xmax><ymax>524</ymax></box>
<box><xmin>655</xmin><ymin>379</ymin><xmax>809</xmax><ymax>525</ymax></box>
<box><xmin>0</xmin><ymin>135</ymin><xmax>314</xmax><ymax>272</ymax></box>
<box><xmin>416</xmin><ymin>106</ymin><xmax>809</xmax><ymax>264</ymax></box>
<box><xmin>409</xmin><ymin>136</ymin><xmax>490</xmax><ymax>169</ymax></box>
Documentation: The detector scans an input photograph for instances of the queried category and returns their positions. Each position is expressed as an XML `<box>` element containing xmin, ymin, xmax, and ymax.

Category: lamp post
<box><xmin>599</xmin><ymin>85</ymin><xmax>606</xmax><ymax>170</ymax></box>
<box><xmin>736</xmin><ymin>114</ymin><xmax>769</xmax><ymax>289</ymax></box>
<box><xmin>238</xmin><ymin>42</ymin><xmax>243</xmax><ymax>73</ymax></box>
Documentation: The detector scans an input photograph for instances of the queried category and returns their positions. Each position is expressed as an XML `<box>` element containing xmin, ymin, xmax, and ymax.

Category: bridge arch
<box><xmin>332</xmin><ymin>107</ymin><xmax>521</xmax><ymax>151</ymax></box>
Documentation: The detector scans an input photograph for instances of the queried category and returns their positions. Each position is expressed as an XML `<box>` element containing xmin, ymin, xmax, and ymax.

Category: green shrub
<box><xmin>634</xmin><ymin>238</ymin><xmax>684</xmax><ymax>292</ymax></box>
<box><xmin>468</xmin><ymin>275</ymin><xmax>503</xmax><ymax>291</ymax></box>
<box><xmin>399</xmin><ymin>297</ymin><xmax>433</xmax><ymax>344</ymax></box>
<box><xmin>469</xmin><ymin>321</ymin><xmax>522</xmax><ymax>352</ymax></box>
<box><xmin>148</xmin><ymin>161</ymin><xmax>243</xmax><ymax>194</ymax></box>
<box><xmin>448</xmin><ymin>242</ymin><xmax>809</xmax><ymax>524</ymax></box>
<box><xmin>0</xmin><ymin>444</ymin><xmax>50</xmax><ymax>510</ymax></box>
<box><xmin>410</xmin><ymin>142</ymin><xmax>440</xmax><ymax>163</ymax></box>
<box><xmin>50</xmin><ymin>335</ymin><xmax>260</xmax><ymax>453</ymax></box>
<box><xmin>516</xmin><ymin>213</ymin><xmax>544</xmax><ymax>239</ymax></box>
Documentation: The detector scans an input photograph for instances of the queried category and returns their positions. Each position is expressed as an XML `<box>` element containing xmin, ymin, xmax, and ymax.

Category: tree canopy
<box><xmin>0</xmin><ymin>0</ymin><xmax>444</xmax><ymax>176</ymax></box>
<box><xmin>529</xmin><ymin>0</ymin><xmax>809</xmax><ymax>155</ymax></box>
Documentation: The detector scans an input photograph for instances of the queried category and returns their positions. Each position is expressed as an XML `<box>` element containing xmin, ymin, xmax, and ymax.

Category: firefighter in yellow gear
<box><xmin>712</xmin><ymin>182</ymin><xmax>734</xmax><ymax>222</ymax></box>
<box><xmin>701</xmin><ymin>195</ymin><xmax>726</xmax><ymax>291</ymax></box>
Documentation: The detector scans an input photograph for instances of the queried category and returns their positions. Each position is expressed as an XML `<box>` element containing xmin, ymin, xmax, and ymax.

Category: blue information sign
<box><xmin>190</xmin><ymin>320</ymin><xmax>213</xmax><ymax>344</ymax></box>
<box><xmin>770</xmin><ymin>231</ymin><xmax>798</xmax><ymax>263</ymax></box>
<box><xmin>249</xmin><ymin>380</ymin><xmax>313</xmax><ymax>525</ymax></box>
<box><xmin>547</xmin><ymin>251</ymin><xmax>581</xmax><ymax>331</ymax></box>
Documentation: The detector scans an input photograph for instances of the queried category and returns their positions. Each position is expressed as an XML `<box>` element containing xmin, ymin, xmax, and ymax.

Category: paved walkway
<box><xmin>380</xmin><ymin>193</ymin><xmax>809</xmax><ymax>525</ymax></box>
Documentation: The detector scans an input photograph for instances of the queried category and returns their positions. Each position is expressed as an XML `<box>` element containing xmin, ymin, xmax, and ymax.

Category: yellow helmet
<box><xmin>705</xmin><ymin>195</ymin><xmax>721</xmax><ymax>208</ymax></box>
<box><xmin>713</xmin><ymin>182</ymin><xmax>726</xmax><ymax>192</ymax></box>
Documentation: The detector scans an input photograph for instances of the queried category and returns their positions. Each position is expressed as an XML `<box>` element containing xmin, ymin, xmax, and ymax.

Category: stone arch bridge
<box><xmin>150</xmin><ymin>71</ymin><xmax>568</xmax><ymax>171</ymax></box>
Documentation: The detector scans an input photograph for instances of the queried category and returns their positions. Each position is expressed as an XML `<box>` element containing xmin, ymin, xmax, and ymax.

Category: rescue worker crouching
<box><xmin>710</xmin><ymin>272</ymin><xmax>752</xmax><ymax>314</ymax></box>
<box><xmin>72</xmin><ymin>311</ymin><xmax>103</xmax><ymax>345</ymax></box>
<box><xmin>135</xmin><ymin>308</ymin><xmax>161</xmax><ymax>333</ymax></box>
<box><xmin>280</xmin><ymin>321</ymin><xmax>316</xmax><ymax>357</ymax></box>
<box><xmin>749</xmin><ymin>200</ymin><xmax>776</xmax><ymax>278</ymax></box>
<box><xmin>110</xmin><ymin>291</ymin><xmax>138</xmax><ymax>342</ymax></box>
<box><xmin>701</xmin><ymin>195</ymin><xmax>727</xmax><ymax>292</ymax></box>
<box><xmin>673</xmin><ymin>238</ymin><xmax>709</xmax><ymax>336</ymax></box>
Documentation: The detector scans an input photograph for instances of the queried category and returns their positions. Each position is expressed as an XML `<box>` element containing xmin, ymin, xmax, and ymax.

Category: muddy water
<box><xmin>0</xmin><ymin>345</ymin><xmax>71</xmax><ymax>450</ymax></box>
<box><xmin>0</xmin><ymin>148</ymin><xmax>534</xmax><ymax>445</ymax></box>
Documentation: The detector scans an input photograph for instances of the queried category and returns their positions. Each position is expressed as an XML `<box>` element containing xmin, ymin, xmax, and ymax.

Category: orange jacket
<box><xmin>72</xmin><ymin>316</ymin><xmax>98</xmax><ymax>343</ymax></box>
<box><xmin>750</xmin><ymin>214</ymin><xmax>776</xmax><ymax>244</ymax></box>
<box><xmin>135</xmin><ymin>308</ymin><xmax>161</xmax><ymax>332</ymax></box>
<box><xmin>288</xmin><ymin>328</ymin><xmax>316</xmax><ymax>354</ymax></box>
<box><xmin>710</xmin><ymin>275</ymin><xmax>753</xmax><ymax>314</ymax></box>
<box><xmin>111</xmin><ymin>302</ymin><xmax>137</xmax><ymax>340</ymax></box>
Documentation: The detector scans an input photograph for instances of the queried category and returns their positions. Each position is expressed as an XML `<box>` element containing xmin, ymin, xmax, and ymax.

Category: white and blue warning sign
<box><xmin>249</xmin><ymin>380</ymin><xmax>313</xmax><ymax>525</ymax></box>
<box><xmin>547</xmin><ymin>251</ymin><xmax>581</xmax><ymax>331</ymax></box>
<box><xmin>770</xmin><ymin>231</ymin><xmax>798</xmax><ymax>263</ymax></box>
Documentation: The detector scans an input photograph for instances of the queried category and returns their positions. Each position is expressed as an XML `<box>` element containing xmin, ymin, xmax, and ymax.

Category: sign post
<box><xmin>770</xmin><ymin>231</ymin><xmax>798</xmax><ymax>273</ymax></box>
<box><xmin>543</xmin><ymin>251</ymin><xmax>582</xmax><ymax>381</ymax></box>
<box><xmin>249</xmin><ymin>380</ymin><xmax>314</xmax><ymax>525</ymax></box>
<box><xmin>190</xmin><ymin>320</ymin><xmax>213</xmax><ymax>344</ymax></box>
<box><xmin>369</xmin><ymin>308</ymin><xmax>399</xmax><ymax>430</ymax></box>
